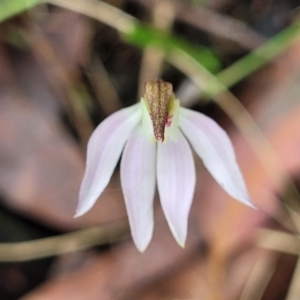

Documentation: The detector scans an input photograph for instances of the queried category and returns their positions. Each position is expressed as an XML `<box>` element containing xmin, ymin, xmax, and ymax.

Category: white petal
<box><xmin>75</xmin><ymin>104</ymin><xmax>141</xmax><ymax>217</ymax></box>
<box><xmin>179</xmin><ymin>107</ymin><xmax>255</xmax><ymax>208</ymax></box>
<box><xmin>121</xmin><ymin>130</ymin><xmax>156</xmax><ymax>252</ymax></box>
<box><xmin>157</xmin><ymin>132</ymin><xmax>196</xmax><ymax>247</ymax></box>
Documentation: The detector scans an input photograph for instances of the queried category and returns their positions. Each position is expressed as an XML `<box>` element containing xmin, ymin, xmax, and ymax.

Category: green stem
<box><xmin>217</xmin><ymin>22</ymin><xmax>300</xmax><ymax>89</ymax></box>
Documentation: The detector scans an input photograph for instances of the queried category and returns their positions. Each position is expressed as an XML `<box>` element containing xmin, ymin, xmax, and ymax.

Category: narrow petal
<box><xmin>121</xmin><ymin>130</ymin><xmax>156</xmax><ymax>252</ymax></box>
<box><xmin>75</xmin><ymin>104</ymin><xmax>141</xmax><ymax>217</ymax></box>
<box><xmin>179</xmin><ymin>107</ymin><xmax>255</xmax><ymax>208</ymax></box>
<box><xmin>157</xmin><ymin>132</ymin><xmax>196</xmax><ymax>247</ymax></box>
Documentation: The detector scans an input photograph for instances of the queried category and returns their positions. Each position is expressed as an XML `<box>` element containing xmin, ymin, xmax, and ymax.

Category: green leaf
<box><xmin>0</xmin><ymin>0</ymin><xmax>41</xmax><ymax>23</ymax></box>
<box><xmin>124</xmin><ymin>23</ymin><xmax>221</xmax><ymax>73</ymax></box>
<box><xmin>217</xmin><ymin>22</ymin><xmax>300</xmax><ymax>88</ymax></box>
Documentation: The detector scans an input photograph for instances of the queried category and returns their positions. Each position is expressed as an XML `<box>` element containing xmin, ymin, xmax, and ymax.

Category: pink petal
<box><xmin>121</xmin><ymin>130</ymin><xmax>156</xmax><ymax>252</ymax></box>
<box><xmin>157</xmin><ymin>132</ymin><xmax>196</xmax><ymax>247</ymax></box>
<box><xmin>179</xmin><ymin>107</ymin><xmax>255</xmax><ymax>208</ymax></box>
<box><xmin>75</xmin><ymin>104</ymin><xmax>141</xmax><ymax>217</ymax></box>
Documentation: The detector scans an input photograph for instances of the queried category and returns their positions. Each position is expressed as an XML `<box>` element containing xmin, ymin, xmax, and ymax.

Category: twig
<box><xmin>86</xmin><ymin>56</ymin><xmax>123</xmax><ymax>115</ymax></box>
<box><xmin>46</xmin><ymin>0</ymin><xmax>135</xmax><ymax>34</ymax></box>
<box><xmin>285</xmin><ymin>255</ymin><xmax>300</xmax><ymax>300</ymax></box>
<box><xmin>256</xmin><ymin>228</ymin><xmax>300</xmax><ymax>255</ymax></box>
<box><xmin>0</xmin><ymin>219</ymin><xmax>129</xmax><ymax>262</ymax></box>
<box><xmin>23</xmin><ymin>24</ymin><xmax>94</xmax><ymax>147</ymax></box>
<box><xmin>239</xmin><ymin>251</ymin><xmax>278</xmax><ymax>300</ymax></box>
<box><xmin>138</xmin><ymin>0</ymin><xmax>176</xmax><ymax>96</ymax></box>
<box><xmin>135</xmin><ymin>0</ymin><xmax>266</xmax><ymax>50</ymax></box>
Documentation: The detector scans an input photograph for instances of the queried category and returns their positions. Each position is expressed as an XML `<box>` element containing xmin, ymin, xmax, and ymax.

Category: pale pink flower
<box><xmin>75</xmin><ymin>80</ymin><xmax>255</xmax><ymax>252</ymax></box>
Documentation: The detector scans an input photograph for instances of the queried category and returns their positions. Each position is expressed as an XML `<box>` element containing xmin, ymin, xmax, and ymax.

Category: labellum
<box><xmin>143</xmin><ymin>80</ymin><xmax>174</xmax><ymax>142</ymax></box>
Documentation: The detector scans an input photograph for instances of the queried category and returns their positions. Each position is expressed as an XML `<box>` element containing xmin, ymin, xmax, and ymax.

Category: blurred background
<box><xmin>1</xmin><ymin>0</ymin><xmax>300</xmax><ymax>299</ymax></box>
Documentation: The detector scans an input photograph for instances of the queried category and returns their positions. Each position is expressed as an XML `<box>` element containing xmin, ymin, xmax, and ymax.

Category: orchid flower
<box><xmin>75</xmin><ymin>80</ymin><xmax>255</xmax><ymax>252</ymax></box>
